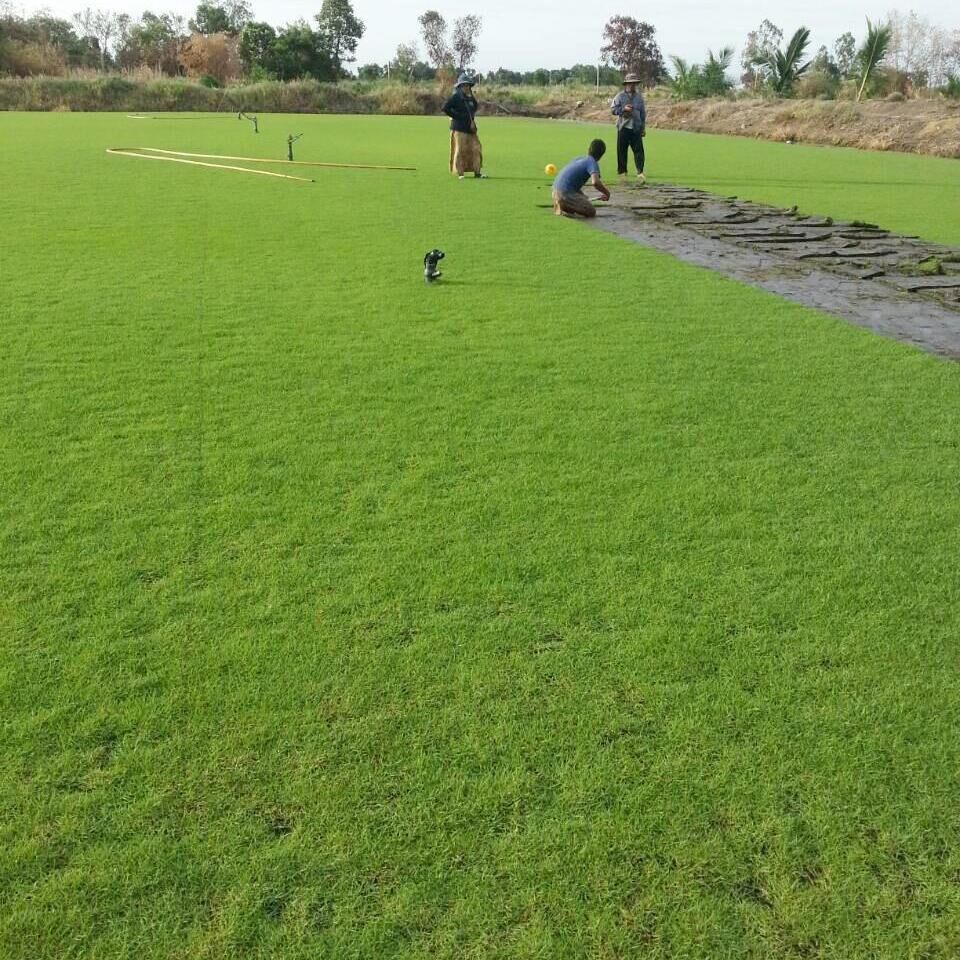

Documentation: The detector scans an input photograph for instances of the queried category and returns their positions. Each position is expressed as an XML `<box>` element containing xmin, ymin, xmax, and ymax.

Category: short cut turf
<box><xmin>3</xmin><ymin>113</ymin><xmax>960</xmax><ymax>959</ymax></box>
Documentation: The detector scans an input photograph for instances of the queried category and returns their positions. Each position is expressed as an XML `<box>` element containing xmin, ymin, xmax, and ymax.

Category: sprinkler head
<box><xmin>423</xmin><ymin>249</ymin><xmax>445</xmax><ymax>283</ymax></box>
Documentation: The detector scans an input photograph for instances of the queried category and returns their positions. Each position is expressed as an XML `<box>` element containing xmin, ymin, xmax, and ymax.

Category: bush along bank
<box><xmin>0</xmin><ymin>77</ymin><xmax>450</xmax><ymax>114</ymax></box>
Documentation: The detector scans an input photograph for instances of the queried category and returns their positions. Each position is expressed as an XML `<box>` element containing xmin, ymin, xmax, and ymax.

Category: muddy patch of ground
<box><xmin>587</xmin><ymin>183</ymin><xmax>960</xmax><ymax>360</ymax></box>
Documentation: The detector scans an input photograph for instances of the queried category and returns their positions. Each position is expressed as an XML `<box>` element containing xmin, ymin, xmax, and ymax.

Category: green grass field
<box><xmin>3</xmin><ymin>112</ymin><xmax>960</xmax><ymax>959</ymax></box>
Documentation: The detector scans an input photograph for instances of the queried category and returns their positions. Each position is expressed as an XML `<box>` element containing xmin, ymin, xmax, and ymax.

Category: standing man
<box><xmin>443</xmin><ymin>73</ymin><xmax>485</xmax><ymax>179</ymax></box>
<box><xmin>611</xmin><ymin>72</ymin><xmax>646</xmax><ymax>184</ymax></box>
<box><xmin>551</xmin><ymin>139</ymin><xmax>610</xmax><ymax>218</ymax></box>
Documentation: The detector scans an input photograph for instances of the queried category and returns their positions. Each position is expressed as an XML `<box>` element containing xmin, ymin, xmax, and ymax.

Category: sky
<box><xmin>14</xmin><ymin>0</ymin><xmax>960</xmax><ymax>70</ymax></box>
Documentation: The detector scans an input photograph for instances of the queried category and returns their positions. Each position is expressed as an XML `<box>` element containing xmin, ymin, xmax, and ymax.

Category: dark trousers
<box><xmin>617</xmin><ymin>125</ymin><xmax>645</xmax><ymax>174</ymax></box>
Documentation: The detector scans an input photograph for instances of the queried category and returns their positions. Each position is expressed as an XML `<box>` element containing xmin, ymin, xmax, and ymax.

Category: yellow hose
<box><xmin>133</xmin><ymin>146</ymin><xmax>416</xmax><ymax>172</ymax></box>
<box><xmin>106</xmin><ymin>147</ymin><xmax>315</xmax><ymax>182</ymax></box>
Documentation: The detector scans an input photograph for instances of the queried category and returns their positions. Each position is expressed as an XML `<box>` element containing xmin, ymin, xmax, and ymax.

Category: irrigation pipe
<box><xmin>136</xmin><ymin>146</ymin><xmax>417</xmax><ymax>172</ymax></box>
<box><xmin>106</xmin><ymin>147</ymin><xmax>315</xmax><ymax>182</ymax></box>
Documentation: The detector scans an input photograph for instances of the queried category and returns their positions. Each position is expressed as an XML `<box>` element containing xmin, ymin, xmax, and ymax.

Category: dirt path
<box><xmin>587</xmin><ymin>183</ymin><xmax>960</xmax><ymax>360</ymax></box>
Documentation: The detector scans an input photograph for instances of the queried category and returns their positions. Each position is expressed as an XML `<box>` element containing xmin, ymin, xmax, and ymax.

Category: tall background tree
<box><xmin>390</xmin><ymin>41</ymin><xmax>429</xmax><ymax>82</ymax></box>
<box><xmin>179</xmin><ymin>30</ymin><xmax>240</xmax><ymax>83</ymax></box>
<box><xmin>189</xmin><ymin>1</ymin><xmax>252</xmax><ymax>37</ymax></box>
<box><xmin>701</xmin><ymin>47</ymin><xmax>733</xmax><ymax>95</ymax></box>
<box><xmin>741</xmin><ymin>19</ymin><xmax>782</xmax><ymax>89</ymax></box>
<box><xmin>668</xmin><ymin>47</ymin><xmax>733</xmax><ymax>99</ymax></box>
<box><xmin>763</xmin><ymin>26</ymin><xmax>811</xmax><ymax>95</ymax></box>
<box><xmin>668</xmin><ymin>56</ymin><xmax>699</xmax><ymax>99</ymax></box>
<box><xmin>270</xmin><ymin>20</ymin><xmax>332</xmax><ymax>80</ymax></box>
<box><xmin>834</xmin><ymin>32</ymin><xmax>856</xmax><ymax>79</ymax></box>
<box><xmin>856</xmin><ymin>18</ymin><xmax>892</xmax><ymax>101</ymax></box>
<box><xmin>451</xmin><ymin>14</ymin><xmax>481</xmax><ymax>73</ymax></box>
<box><xmin>238</xmin><ymin>20</ymin><xmax>275</xmax><ymax>75</ymax></box>
<box><xmin>314</xmin><ymin>0</ymin><xmax>363</xmax><ymax>77</ymax></box>
<box><xmin>418</xmin><ymin>9</ymin><xmax>450</xmax><ymax>71</ymax></box>
<box><xmin>221</xmin><ymin>0</ymin><xmax>251</xmax><ymax>35</ymax></box>
<box><xmin>190</xmin><ymin>3</ymin><xmax>229</xmax><ymax>35</ymax></box>
<box><xmin>117</xmin><ymin>12</ymin><xmax>187</xmax><ymax>74</ymax></box>
<box><xmin>601</xmin><ymin>16</ymin><xmax>664</xmax><ymax>86</ymax></box>
<box><xmin>72</xmin><ymin>7</ymin><xmax>119</xmax><ymax>70</ymax></box>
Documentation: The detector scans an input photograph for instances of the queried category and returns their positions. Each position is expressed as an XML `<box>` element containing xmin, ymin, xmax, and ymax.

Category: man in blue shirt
<box><xmin>610</xmin><ymin>72</ymin><xmax>647</xmax><ymax>183</ymax></box>
<box><xmin>551</xmin><ymin>139</ymin><xmax>610</xmax><ymax>218</ymax></box>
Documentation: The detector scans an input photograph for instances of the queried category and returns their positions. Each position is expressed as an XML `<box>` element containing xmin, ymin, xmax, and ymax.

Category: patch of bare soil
<box><xmin>503</xmin><ymin>95</ymin><xmax>960</xmax><ymax>160</ymax></box>
<box><xmin>646</xmin><ymin>98</ymin><xmax>960</xmax><ymax>159</ymax></box>
<box><xmin>586</xmin><ymin>183</ymin><xmax>960</xmax><ymax>360</ymax></box>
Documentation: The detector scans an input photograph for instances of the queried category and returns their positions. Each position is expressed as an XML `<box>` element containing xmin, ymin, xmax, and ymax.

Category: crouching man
<box><xmin>551</xmin><ymin>139</ymin><xmax>610</xmax><ymax>218</ymax></box>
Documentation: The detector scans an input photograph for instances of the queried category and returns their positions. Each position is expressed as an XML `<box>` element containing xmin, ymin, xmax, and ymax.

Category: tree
<box><xmin>741</xmin><ymin>19</ymin><xmax>782</xmax><ymax>89</ymax></box>
<box><xmin>390</xmin><ymin>41</ymin><xmax>418</xmax><ymax>81</ymax></box>
<box><xmin>763</xmin><ymin>26</ymin><xmax>811</xmax><ymax>96</ymax></box>
<box><xmin>668</xmin><ymin>47</ymin><xmax>732</xmax><ymax>99</ymax></box>
<box><xmin>120</xmin><ymin>12</ymin><xmax>187</xmax><ymax>74</ymax></box>
<box><xmin>418</xmin><ymin>10</ymin><xmax>450</xmax><ymax>70</ymax></box>
<box><xmin>72</xmin><ymin>7</ymin><xmax>119</xmax><ymax>70</ymax></box>
<box><xmin>271</xmin><ymin>21</ymin><xmax>332</xmax><ymax>80</ymax></box>
<box><xmin>222</xmin><ymin>0</ymin><xmax>251</xmax><ymax>34</ymax></box>
<box><xmin>314</xmin><ymin>0</ymin><xmax>364</xmax><ymax>77</ymax></box>
<box><xmin>601</xmin><ymin>16</ymin><xmax>664</xmax><ymax>86</ymax></box>
<box><xmin>811</xmin><ymin>45</ymin><xmax>838</xmax><ymax>78</ymax></box>
<box><xmin>179</xmin><ymin>31</ymin><xmax>240</xmax><ymax>83</ymax></box>
<box><xmin>834</xmin><ymin>32</ymin><xmax>856</xmax><ymax>79</ymax></box>
<box><xmin>856</xmin><ymin>18</ymin><xmax>892</xmax><ymax>101</ymax></box>
<box><xmin>357</xmin><ymin>62</ymin><xmax>382</xmax><ymax>79</ymax></box>
<box><xmin>451</xmin><ymin>14</ymin><xmax>481</xmax><ymax>72</ymax></box>
<box><xmin>20</xmin><ymin>13</ymin><xmax>99</xmax><ymax>67</ymax></box>
<box><xmin>668</xmin><ymin>56</ymin><xmax>700</xmax><ymax>99</ymax></box>
<box><xmin>239</xmin><ymin>20</ymin><xmax>275</xmax><ymax>72</ymax></box>
<box><xmin>701</xmin><ymin>47</ymin><xmax>733</xmax><ymax>95</ymax></box>
<box><xmin>190</xmin><ymin>3</ymin><xmax>229</xmax><ymax>35</ymax></box>
<box><xmin>410</xmin><ymin>59</ymin><xmax>435</xmax><ymax>81</ymax></box>
<box><xmin>884</xmin><ymin>11</ymin><xmax>959</xmax><ymax>89</ymax></box>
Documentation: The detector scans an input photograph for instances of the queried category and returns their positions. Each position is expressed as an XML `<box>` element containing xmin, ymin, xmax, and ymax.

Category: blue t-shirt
<box><xmin>554</xmin><ymin>155</ymin><xmax>600</xmax><ymax>194</ymax></box>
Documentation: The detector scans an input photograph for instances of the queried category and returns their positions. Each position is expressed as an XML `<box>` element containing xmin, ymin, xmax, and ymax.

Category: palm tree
<box><xmin>855</xmin><ymin>18</ymin><xmax>892</xmax><ymax>102</ymax></box>
<box><xmin>702</xmin><ymin>47</ymin><xmax>734</xmax><ymax>95</ymax></box>
<box><xmin>669</xmin><ymin>55</ymin><xmax>700</xmax><ymax>99</ymax></box>
<box><xmin>763</xmin><ymin>26</ymin><xmax>811</xmax><ymax>96</ymax></box>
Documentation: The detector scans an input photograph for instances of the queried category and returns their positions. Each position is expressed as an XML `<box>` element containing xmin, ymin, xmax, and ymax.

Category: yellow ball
<box><xmin>545</xmin><ymin>163</ymin><xmax>557</xmax><ymax>176</ymax></box>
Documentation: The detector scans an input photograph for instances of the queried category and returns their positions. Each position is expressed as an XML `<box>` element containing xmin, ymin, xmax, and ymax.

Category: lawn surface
<box><xmin>3</xmin><ymin>113</ymin><xmax>960</xmax><ymax>959</ymax></box>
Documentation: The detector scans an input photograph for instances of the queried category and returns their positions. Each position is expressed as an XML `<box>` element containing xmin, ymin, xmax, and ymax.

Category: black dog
<box><xmin>423</xmin><ymin>249</ymin><xmax>445</xmax><ymax>283</ymax></box>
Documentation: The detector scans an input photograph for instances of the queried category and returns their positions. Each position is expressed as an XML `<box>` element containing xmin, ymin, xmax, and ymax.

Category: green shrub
<box><xmin>92</xmin><ymin>75</ymin><xmax>135</xmax><ymax>107</ymax></box>
<box><xmin>2</xmin><ymin>39</ymin><xmax>66</xmax><ymax>77</ymax></box>
<box><xmin>795</xmin><ymin>71</ymin><xmax>839</xmax><ymax>100</ymax></box>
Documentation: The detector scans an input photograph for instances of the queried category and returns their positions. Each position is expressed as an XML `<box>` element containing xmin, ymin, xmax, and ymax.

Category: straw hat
<box><xmin>623</xmin><ymin>72</ymin><xmax>641</xmax><ymax>84</ymax></box>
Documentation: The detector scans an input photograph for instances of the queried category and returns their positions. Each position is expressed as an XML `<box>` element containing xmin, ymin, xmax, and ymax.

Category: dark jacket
<box><xmin>443</xmin><ymin>88</ymin><xmax>478</xmax><ymax>134</ymax></box>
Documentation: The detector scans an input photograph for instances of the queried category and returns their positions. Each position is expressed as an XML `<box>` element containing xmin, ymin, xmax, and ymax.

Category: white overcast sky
<box><xmin>18</xmin><ymin>0</ymin><xmax>960</xmax><ymax>69</ymax></box>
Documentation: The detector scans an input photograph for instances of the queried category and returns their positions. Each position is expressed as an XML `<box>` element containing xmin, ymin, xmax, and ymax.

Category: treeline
<box><xmin>1</xmin><ymin>1</ymin><xmax>957</xmax><ymax>102</ymax></box>
<box><xmin>0</xmin><ymin>0</ymin><xmax>367</xmax><ymax>85</ymax></box>
<box><xmin>355</xmin><ymin>63</ymin><xmax>624</xmax><ymax>87</ymax></box>
<box><xmin>673</xmin><ymin>15</ymin><xmax>960</xmax><ymax>100</ymax></box>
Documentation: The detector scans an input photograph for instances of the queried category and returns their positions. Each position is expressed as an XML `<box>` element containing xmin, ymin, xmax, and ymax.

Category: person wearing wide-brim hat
<box><xmin>611</xmin><ymin>72</ymin><xmax>647</xmax><ymax>183</ymax></box>
<box><xmin>443</xmin><ymin>73</ymin><xmax>485</xmax><ymax>179</ymax></box>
